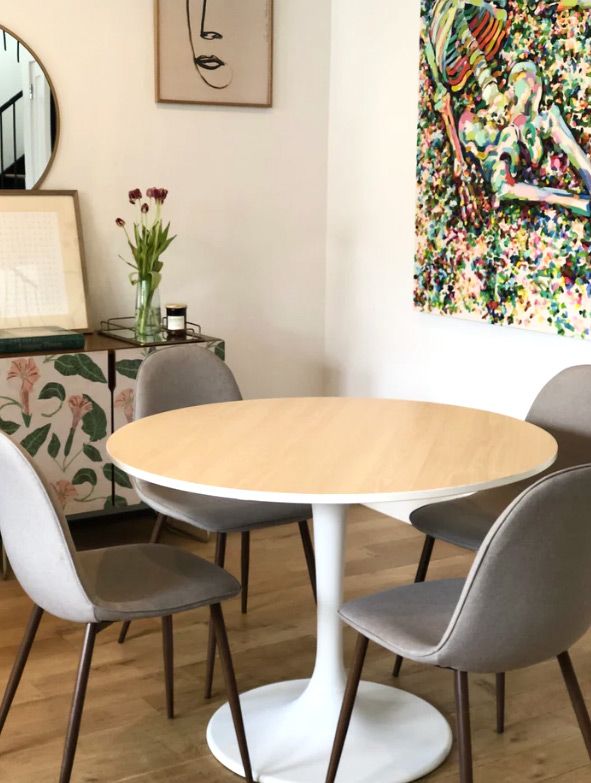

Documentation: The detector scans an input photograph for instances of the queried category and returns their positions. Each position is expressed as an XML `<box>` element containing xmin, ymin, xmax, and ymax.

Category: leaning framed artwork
<box><xmin>155</xmin><ymin>0</ymin><xmax>273</xmax><ymax>107</ymax></box>
<box><xmin>0</xmin><ymin>191</ymin><xmax>88</xmax><ymax>330</ymax></box>
<box><xmin>414</xmin><ymin>1</ymin><xmax>591</xmax><ymax>339</ymax></box>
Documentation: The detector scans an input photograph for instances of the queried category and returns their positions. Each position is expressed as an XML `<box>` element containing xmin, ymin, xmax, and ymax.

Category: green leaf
<box><xmin>103</xmin><ymin>495</ymin><xmax>128</xmax><ymax>511</ymax></box>
<box><xmin>161</xmin><ymin>236</ymin><xmax>175</xmax><ymax>253</ymax></box>
<box><xmin>64</xmin><ymin>427</ymin><xmax>75</xmax><ymax>458</ymax></box>
<box><xmin>0</xmin><ymin>418</ymin><xmax>19</xmax><ymax>435</ymax></box>
<box><xmin>214</xmin><ymin>342</ymin><xmax>225</xmax><ymax>360</ymax></box>
<box><xmin>38</xmin><ymin>382</ymin><xmax>66</xmax><ymax>402</ymax></box>
<box><xmin>81</xmin><ymin>396</ymin><xmax>107</xmax><ymax>442</ymax></box>
<box><xmin>103</xmin><ymin>462</ymin><xmax>133</xmax><ymax>489</ymax></box>
<box><xmin>115</xmin><ymin>359</ymin><xmax>142</xmax><ymax>380</ymax></box>
<box><xmin>48</xmin><ymin>433</ymin><xmax>61</xmax><ymax>458</ymax></box>
<box><xmin>72</xmin><ymin>467</ymin><xmax>97</xmax><ymax>487</ymax></box>
<box><xmin>54</xmin><ymin>354</ymin><xmax>107</xmax><ymax>384</ymax></box>
<box><xmin>21</xmin><ymin>424</ymin><xmax>51</xmax><ymax>456</ymax></box>
<box><xmin>82</xmin><ymin>443</ymin><xmax>102</xmax><ymax>462</ymax></box>
<box><xmin>39</xmin><ymin>381</ymin><xmax>66</xmax><ymax>418</ymax></box>
<box><xmin>22</xmin><ymin>412</ymin><xmax>31</xmax><ymax>427</ymax></box>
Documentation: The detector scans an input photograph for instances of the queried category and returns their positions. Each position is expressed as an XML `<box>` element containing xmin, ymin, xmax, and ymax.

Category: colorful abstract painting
<box><xmin>414</xmin><ymin>1</ymin><xmax>591</xmax><ymax>338</ymax></box>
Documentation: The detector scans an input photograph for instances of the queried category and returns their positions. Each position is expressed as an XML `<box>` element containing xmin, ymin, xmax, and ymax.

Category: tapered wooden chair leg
<box><xmin>204</xmin><ymin>532</ymin><xmax>227</xmax><ymax>699</ymax></box>
<box><xmin>558</xmin><ymin>651</ymin><xmax>591</xmax><ymax>759</ymax></box>
<box><xmin>215</xmin><ymin>531</ymin><xmax>227</xmax><ymax>569</ymax></box>
<box><xmin>326</xmin><ymin>634</ymin><xmax>369</xmax><ymax>783</ymax></box>
<box><xmin>150</xmin><ymin>513</ymin><xmax>166</xmax><ymax>544</ymax></box>
<box><xmin>496</xmin><ymin>672</ymin><xmax>505</xmax><ymax>734</ymax></box>
<box><xmin>241</xmin><ymin>531</ymin><xmax>250</xmax><ymax>614</ymax></box>
<box><xmin>117</xmin><ymin>621</ymin><xmax>131</xmax><ymax>644</ymax></box>
<box><xmin>118</xmin><ymin>514</ymin><xmax>167</xmax><ymax>645</ymax></box>
<box><xmin>162</xmin><ymin>615</ymin><xmax>174</xmax><ymax>719</ymax></box>
<box><xmin>59</xmin><ymin>623</ymin><xmax>97</xmax><ymax>783</ymax></box>
<box><xmin>1</xmin><ymin>538</ymin><xmax>8</xmax><ymax>580</ymax></box>
<box><xmin>393</xmin><ymin>535</ymin><xmax>435</xmax><ymax>677</ymax></box>
<box><xmin>392</xmin><ymin>656</ymin><xmax>404</xmax><ymax>678</ymax></box>
<box><xmin>210</xmin><ymin>603</ymin><xmax>254</xmax><ymax>783</ymax></box>
<box><xmin>454</xmin><ymin>670</ymin><xmax>473</xmax><ymax>783</ymax></box>
<box><xmin>0</xmin><ymin>604</ymin><xmax>43</xmax><ymax>735</ymax></box>
<box><xmin>298</xmin><ymin>520</ymin><xmax>317</xmax><ymax>604</ymax></box>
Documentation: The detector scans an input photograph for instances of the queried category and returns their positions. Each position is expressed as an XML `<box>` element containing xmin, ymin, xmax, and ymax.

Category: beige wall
<box><xmin>325</xmin><ymin>0</ymin><xmax>591</xmax><ymax>418</ymax></box>
<box><xmin>7</xmin><ymin>0</ymin><xmax>584</xmax><ymax>414</ymax></box>
<box><xmin>0</xmin><ymin>0</ymin><xmax>330</xmax><ymax>398</ymax></box>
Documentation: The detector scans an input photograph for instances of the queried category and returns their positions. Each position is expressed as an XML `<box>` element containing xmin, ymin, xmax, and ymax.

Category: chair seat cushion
<box><xmin>410</xmin><ymin>480</ymin><xmax>531</xmax><ymax>551</ymax></box>
<box><xmin>135</xmin><ymin>480</ymin><xmax>311</xmax><ymax>533</ymax></box>
<box><xmin>79</xmin><ymin>544</ymin><xmax>240</xmax><ymax>622</ymax></box>
<box><xmin>340</xmin><ymin>579</ymin><xmax>465</xmax><ymax>661</ymax></box>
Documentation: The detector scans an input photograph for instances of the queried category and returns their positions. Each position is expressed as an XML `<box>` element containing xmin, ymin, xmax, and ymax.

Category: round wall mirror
<box><xmin>0</xmin><ymin>26</ymin><xmax>59</xmax><ymax>189</ymax></box>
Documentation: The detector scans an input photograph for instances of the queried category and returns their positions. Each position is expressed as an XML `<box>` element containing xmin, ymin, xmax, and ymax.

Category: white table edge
<box><xmin>106</xmin><ymin>447</ymin><xmax>557</xmax><ymax>505</ymax></box>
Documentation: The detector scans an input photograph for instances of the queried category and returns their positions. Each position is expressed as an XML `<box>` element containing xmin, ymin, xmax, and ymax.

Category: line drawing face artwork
<box><xmin>414</xmin><ymin>1</ymin><xmax>591</xmax><ymax>338</ymax></box>
<box><xmin>186</xmin><ymin>0</ymin><xmax>234</xmax><ymax>90</ymax></box>
<box><xmin>156</xmin><ymin>0</ymin><xmax>273</xmax><ymax>107</ymax></box>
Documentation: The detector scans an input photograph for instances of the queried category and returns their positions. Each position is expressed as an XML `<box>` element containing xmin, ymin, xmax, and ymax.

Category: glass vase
<box><xmin>135</xmin><ymin>278</ymin><xmax>161</xmax><ymax>340</ymax></box>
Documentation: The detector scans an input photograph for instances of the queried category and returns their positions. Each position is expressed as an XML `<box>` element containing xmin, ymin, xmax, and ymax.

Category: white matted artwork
<box><xmin>155</xmin><ymin>0</ymin><xmax>273</xmax><ymax>107</ymax></box>
<box><xmin>0</xmin><ymin>191</ymin><xmax>88</xmax><ymax>330</ymax></box>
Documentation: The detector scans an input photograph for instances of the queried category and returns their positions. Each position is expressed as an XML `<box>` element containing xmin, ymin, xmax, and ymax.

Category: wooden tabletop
<box><xmin>106</xmin><ymin>398</ymin><xmax>557</xmax><ymax>504</ymax></box>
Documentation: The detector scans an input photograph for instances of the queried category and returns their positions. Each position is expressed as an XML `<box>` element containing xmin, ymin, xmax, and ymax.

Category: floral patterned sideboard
<box><xmin>0</xmin><ymin>334</ymin><xmax>225</xmax><ymax>519</ymax></box>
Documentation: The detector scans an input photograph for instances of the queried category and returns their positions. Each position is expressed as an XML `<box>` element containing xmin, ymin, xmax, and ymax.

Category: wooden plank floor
<box><xmin>0</xmin><ymin>506</ymin><xmax>590</xmax><ymax>782</ymax></box>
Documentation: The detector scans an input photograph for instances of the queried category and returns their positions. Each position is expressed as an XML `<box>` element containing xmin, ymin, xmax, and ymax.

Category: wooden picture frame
<box><xmin>0</xmin><ymin>190</ymin><xmax>89</xmax><ymax>330</ymax></box>
<box><xmin>155</xmin><ymin>0</ymin><xmax>273</xmax><ymax>108</ymax></box>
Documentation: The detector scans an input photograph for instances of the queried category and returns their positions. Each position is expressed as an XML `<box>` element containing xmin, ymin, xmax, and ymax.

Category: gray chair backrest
<box><xmin>436</xmin><ymin>464</ymin><xmax>591</xmax><ymax>673</ymax></box>
<box><xmin>0</xmin><ymin>433</ymin><xmax>95</xmax><ymax>623</ymax></box>
<box><xmin>527</xmin><ymin>365</ymin><xmax>591</xmax><ymax>471</ymax></box>
<box><xmin>134</xmin><ymin>345</ymin><xmax>242</xmax><ymax>419</ymax></box>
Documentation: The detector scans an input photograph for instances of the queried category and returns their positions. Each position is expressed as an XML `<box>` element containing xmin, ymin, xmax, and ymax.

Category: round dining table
<box><xmin>107</xmin><ymin>397</ymin><xmax>557</xmax><ymax>783</ymax></box>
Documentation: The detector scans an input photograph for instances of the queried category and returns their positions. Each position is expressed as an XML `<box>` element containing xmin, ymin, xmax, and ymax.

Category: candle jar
<box><xmin>165</xmin><ymin>304</ymin><xmax>187</xmax><ymax>339</ymax></box>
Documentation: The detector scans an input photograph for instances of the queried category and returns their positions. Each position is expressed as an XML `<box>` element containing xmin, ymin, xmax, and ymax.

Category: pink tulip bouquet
<box><xmin>116</xmin><ymin>187</ymin><xmax>176</xmax><ymax>338</ymax></box>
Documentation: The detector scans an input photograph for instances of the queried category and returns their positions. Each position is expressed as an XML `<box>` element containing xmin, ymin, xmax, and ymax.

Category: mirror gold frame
<box><xmin>0</xmin><ymin>24</ymin><xmax>60</xmax><ymax>190</ymax></box>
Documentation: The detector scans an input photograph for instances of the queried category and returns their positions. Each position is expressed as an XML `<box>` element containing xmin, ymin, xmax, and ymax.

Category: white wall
<box><xmin>4</xmin><ymin>1</ymin><xmax>587</xmax><ymax>412</ymax></box>
<box><xmin>0</xmin><ymin>0</ymin><xmax>330</xmax><ymax>399</ymax></box>
<box><xmin>325</xmin><ymin>0</ymin><xmax>591</xmax><ymax>418</ymax></box>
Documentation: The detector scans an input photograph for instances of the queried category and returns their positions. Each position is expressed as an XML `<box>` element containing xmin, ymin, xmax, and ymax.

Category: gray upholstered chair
<box><xmin>327</xmin><ymin>465</ymin><xmax>591</xmax><ymax>783</ymax></box>
<box><xmin>117</xmin><ymin>344</ymin><xmax>316</xmax><ymax>699</ymax></box>
<box><xmin>0</xmin><ymin>433</ymin><xmax>254</xmax><ymax>783</ymax></box>
<box><xmin>393</xmin><ymin>364</ymin><xmax>591</xmax><ymax>726</ymax></box>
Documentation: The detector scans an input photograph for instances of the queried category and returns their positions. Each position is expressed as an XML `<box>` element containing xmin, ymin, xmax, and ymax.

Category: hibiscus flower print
<box><xmin>51</xmin><ymin>480</ymin><xmax>78</xmax><ymax>510</ymax></box>
<box><xmin>114</xmin><ymin>388</ymin><xmax>134</xmax><ymax>423</ymax></box>
<box><xmin>7</xmin><ymin>358</ymin><xmax>40</xmax><ymax>425</ymax></box>
<box><xmin>68</xmin><ymin>395</ymin><xmax>93</xmax><ymax>429</ymax></box>
<box><xmin>65</xmin><ymin>395</ymin><xmax>93</xmax><ymax>457</ymax></box>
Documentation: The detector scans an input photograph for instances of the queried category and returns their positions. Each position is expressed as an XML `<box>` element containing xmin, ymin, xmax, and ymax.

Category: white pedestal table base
<box><xmin>207</xmin><ymin>678</ymin><xmax>452</xmax><ymax>783</ymax></box>
<box><xmin>207</xmin><ymin>503</ymin><xmax>452</xmax><ymax>782</ymax></box>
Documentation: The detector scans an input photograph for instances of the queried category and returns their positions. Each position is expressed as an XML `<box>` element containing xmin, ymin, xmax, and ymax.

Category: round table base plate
<box><xmin>207</xmin><ymin>679</ymin><xmax>452</xmax><ymax>783</ymax></box>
